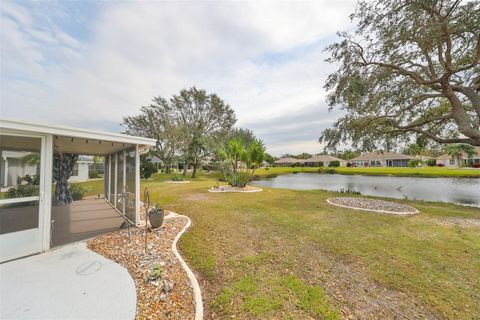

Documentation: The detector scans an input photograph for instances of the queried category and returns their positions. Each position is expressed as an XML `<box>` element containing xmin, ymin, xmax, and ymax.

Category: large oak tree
<box><xmin>320</xmin><ymin>0</ymin><xmax>480</xmax><ymax>150</ymax></box>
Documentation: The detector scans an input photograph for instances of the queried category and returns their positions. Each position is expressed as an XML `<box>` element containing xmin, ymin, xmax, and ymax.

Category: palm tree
<box><xmin>444</xmin><ymin>144</ymin><xmax>476</xmax><ymax>167</ymax></box>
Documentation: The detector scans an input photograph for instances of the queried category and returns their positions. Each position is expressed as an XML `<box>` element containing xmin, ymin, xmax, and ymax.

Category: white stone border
<box><xmin>208</xmin><ymin>187</ymin><xmax>263</xmax><ymax>193</ymax></box>
<box><xmin>165</xmin><ymin>212</ymin><xmax>203</xmax><ymax>320</ymax></box>
<box><xmin>165</xmin><ymin>181</ymin><xmax>192</xmax><ymax>184</ymax></box>
<box><xmin>326</xmin><ymin>198</ymin><xmax>419</xmax><ymax>215</ymax></box>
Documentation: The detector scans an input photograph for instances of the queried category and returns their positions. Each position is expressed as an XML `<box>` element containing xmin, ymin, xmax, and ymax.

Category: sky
<box><xmin>0</xmin><ymin>0</ymin><xmax>356</xmax><ymax>156</ymax></box>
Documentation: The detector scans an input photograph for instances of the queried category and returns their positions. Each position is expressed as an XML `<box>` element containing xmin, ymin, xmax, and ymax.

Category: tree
<box><xmin>444</xmin><ymin>143</ymin><xmax>476</xmax><ymax>167</ymax></box>
<box><xmin>218</xmin><ymin>138</ymin><xmax>265</xmax><ymax>187</ymax></box>
<box><xmin>263</xmin><ymin>153</ymin><xmax>276</xmax><ymax>165</ymax></box>
<box><xmin>123</xmin><ymin>87</ymin><xmax>236</xmax><ymax>177</ymax></box>
<box><xmin>334</xmin><ymin>149</ymin><xmax>361</xmax><ymax>160</ymax></box>
<box><xmin>403</xmin><ymin>143</ymin><xmax>424</xmax><ymax>156</ymax></box>
<box><xmin>320</xmin><ymin>0</ymin><xmax>480</xmax><ymax>151</ymax></box>
<box><xmin>123</xmin><ymin>102</ymin><xmax>179</xmax><ymax>173</ymax></box>
<box><xmin>140</xmin><ymin>155</ymin><xmax>157</xmax><ymax>179</ymax></box>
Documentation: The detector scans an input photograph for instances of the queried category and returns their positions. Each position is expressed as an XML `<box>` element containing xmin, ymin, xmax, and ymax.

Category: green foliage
<box><xmin>141</xmin><ymin>155</ymin><xmax>157</xmax><ymax>179</ymax></box>
<box><xmin>171</xmin><ymin>175</ymin><xmax>185</xmax><ymax>181</ymax></box>
<box><xmin>218</xmin><ymin>138</ymin><xmax>266</xmax><ymax>187</ymax></box>
<box><xmin>425</xmin><ymin>159</ymin><xmax>437</xmax><ymax>167</ymax></box>
<box><xmin>5</xmin><ymin>174</ymin><xmax>39</xmax><ymax>198</ymax></box>
<box><xmin>321</xmin><ymin>0</ymin><xmax>480</xmax><ymax>149</ymax></box>
<box><xmin>408</xmin><ymin>159</ymin><xmax>423</xmax><ymax>168</ymax></box>
<box><xmin>70</xmin><ymin>183</ymin><xmax>88</xmax><ymax>200</ymax></box>
<box><xmin>328</xmin><ymin>160</ymin><xmax>340</xmax><ymax>167</ymax></box>
<box><xmin>148</xmin><ymin>264</ymin><xmax>163</xmax><ymax>281</ymax></box>
<box><xmin>444</xmin><ymin>143</ymin><xmax>477</xmax><ymax>167</ymax></box>
<box><xmin>263</xmin><ymin>153</ymin><xmax>275</xmax><ymax>165</ymax></box>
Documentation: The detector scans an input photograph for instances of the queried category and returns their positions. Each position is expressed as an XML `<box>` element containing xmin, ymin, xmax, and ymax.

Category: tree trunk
<box><xmin>183</xmin><ymin>162</ymin><xmax>188</xmax><ymax>176</ymax></box>
<box><xmin>191</xmin><ymin>164</ymin><xmax>197</xmax><ymax>178</ymax></box>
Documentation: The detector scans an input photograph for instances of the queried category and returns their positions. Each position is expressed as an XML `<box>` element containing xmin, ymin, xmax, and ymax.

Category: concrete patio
<box><xmin>0</xmin><ymin>242</ymin><xmax>136</xmax><ymax>319</ymax></box>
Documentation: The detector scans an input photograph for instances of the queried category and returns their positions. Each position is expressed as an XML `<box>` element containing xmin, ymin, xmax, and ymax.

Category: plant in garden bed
<box><xmin>217</xmin><ymin>138</ymin><xmax>265</xmax><ymax>187</ymax></box>
<box><xmin>171</xmin><ymin>175</ymin><xmax>185</xmax><ymax>181</ymax></box>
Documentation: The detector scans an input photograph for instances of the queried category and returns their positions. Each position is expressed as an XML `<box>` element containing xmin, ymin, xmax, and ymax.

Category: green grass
<box><xmin>74</xmin><ymin>172</ymin><xmax>480</xmax><ymax>318</ymax></box>
<box><xmin>254</xmin><ymin>166</ymin><xmax>480</xmax><ymax>178</ymax></box>
<box><xmin>141</xmin><ymin>178</ymin><xmax>480</xmax><ymax>319</ymax></box>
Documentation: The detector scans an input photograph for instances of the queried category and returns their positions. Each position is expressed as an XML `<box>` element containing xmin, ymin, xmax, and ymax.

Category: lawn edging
<box><xmin>167</xmin><ymin>212</ymin><xmax>204</xmax><ymax>320</ymax></box>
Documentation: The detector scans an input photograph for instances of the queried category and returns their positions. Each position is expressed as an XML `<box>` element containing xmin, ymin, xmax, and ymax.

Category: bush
<box><xmin>346</xmin><ymin>162</ymin><xmax>352</xmax><ymax>167</ymax></box>
<box><xmin>70</xmin><ymin>183</ymin><xmax>88</xmax><ymax>200</ymax></box>
<box><xmin>436</xmin><ymin>163</ymin><xmax>445</xmax><ymax>167</ymax></box>
<box><xmin>6</xmin><ymin>184</ymin><xmax>38</xmax><ymax>198</ymax></box>
<box><xmin>318</xmin><ymin>161</ymin><xmax>324</xmax><ymax>167</ymax></box>
<box><xmin>171</xmin><ymin>175</ymin><xmax>185</xmax><ymax>181</ymax></box>
<box><xmin>425</xmin><ymin>159</ymin><xmax>437</xmax><ymax>167</ymax></box>
<box><xmin>472</xmin><ymin>163</ymin><xmax>480</xmax><ymax>168</ymax></box>
<box><xmin>408</xmin><ymin>159</ymin><xmax>422</xmax><ymax>167</ymax></box>
<box><xmin>141</xmin><ymin>156</ymin><xmax>157</xmax><ymax>179</ymax></box>
<box><xmin>89</xmin><ymin>167</ymin><xmax>100</xmax><ymax>179</ymax></box>
<box><xmin>328</xmin><ymin>160</ymin><xmax>340</xmax><ymax>167</ymax></box>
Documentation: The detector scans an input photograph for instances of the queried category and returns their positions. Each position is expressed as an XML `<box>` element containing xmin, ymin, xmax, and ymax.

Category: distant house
<box><xmin>274</xmin><ymin>157</ymin><xmax>304</xmax><ymax>166</ymax></box>
<box><xmin>68</xmin><ymin>156</ymin><xmax>94</xmax><ymax>182</ymax></box>
<box><xmin>350</xmin><ymin>151</ymin><xmax>412</xmax><ymax>167</ymax></box>
<box><xmin>304</xmin><ymin>155</ymin><xmax>346</xmax><ymax>167</ymax></box>
<box><xmin>0</xmin><ymin>151</ymin><xmax>38</xmax><ymax>187</ymax></box>
<box><xmin>436</xmin><ymin>147</ymin><xmax>480</xmax><ymax>167</ymax></box>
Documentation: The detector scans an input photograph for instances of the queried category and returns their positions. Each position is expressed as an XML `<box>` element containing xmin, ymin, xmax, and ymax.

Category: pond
<box><xmin>250</xmin><ymin>173</ymin><xmax>480</xmax><ymax>206</ymax></box>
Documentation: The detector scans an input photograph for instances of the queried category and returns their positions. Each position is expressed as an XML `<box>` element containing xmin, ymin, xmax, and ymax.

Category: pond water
<box><xmin>250</xmin><ymin>173</ymin><xmax>480</xmax><ymax>206</ymax></box>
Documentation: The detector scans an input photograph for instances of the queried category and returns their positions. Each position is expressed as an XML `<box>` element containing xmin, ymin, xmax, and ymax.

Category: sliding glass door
<box><xmin>0</xmin><ymin>133</ymin><xmax>45</xmax><ymax>262</ymax></box>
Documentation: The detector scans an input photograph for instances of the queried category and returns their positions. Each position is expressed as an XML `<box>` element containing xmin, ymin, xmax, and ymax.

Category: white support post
<box><xmin>114</xmin><ymin>153</ymin><xmax>118</xmax><ymax>208</ymax></box>
<box><xmin>3</xmin><ymin>157</ymin><xmax>8</xmax><ymax>186</ymax></box>
<box><xmin>135</xmin><ymin>145</ymin><xmax>140</xmax><ymax>226</ymax></box>
<box><xmin>122</xmin><ymin>150</ymin><xmax>126</xmax><ymax>214</ymax></box>
<box><xmin>108</xmin><ymin>155</ymin><xmax>111</xmax><ymax>202</ymax></box>
<box><xmin>41</xmin><ymin>134</ymin><xmax>53</xmax><ymax>251</ymax></box>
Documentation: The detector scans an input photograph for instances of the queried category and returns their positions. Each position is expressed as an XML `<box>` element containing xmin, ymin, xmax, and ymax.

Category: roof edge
<box><xmin>0</xmin><ymin>118</ymin><xmax>156</xmax><ymax>146</ymax></box>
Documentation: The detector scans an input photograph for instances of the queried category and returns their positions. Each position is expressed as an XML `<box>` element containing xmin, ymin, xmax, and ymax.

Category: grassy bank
<box><xmin>141</xmin><ymin>178</ymin><xmax>480</xmax><ymax>319</ymax></box>
<box><xmin>254</xmin><ymin>166</ymin><xmax>480</xmax><ymax>178</ymax></box>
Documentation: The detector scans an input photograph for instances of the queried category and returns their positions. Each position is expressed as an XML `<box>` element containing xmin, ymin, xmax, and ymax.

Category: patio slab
<box><xmin>0</xmin><ymin>242</ymin><xmax>136</xmax><ymax>319</ymax></box>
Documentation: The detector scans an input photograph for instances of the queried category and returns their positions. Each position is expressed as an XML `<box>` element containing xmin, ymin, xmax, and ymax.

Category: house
<box><xmin>0</xmin><ymin>119</ymin><xmax>156</xmax><ymax>262</ymax></box>
<box><xmin>350</xmin><ymin>151</ymin><xmax>412</xmax><ymax>167</ymax></box>
<box><xmin>436</xmin><ymin>147</ymin><xmax>480</xmax><ymax>167</ymax></box>
<box><xmin>68</xmin><ymin>155</ymin><xmax>94</xmax><ymax>182</ymax></box>
<box><xmin>274</xmin><ymin>157</ymin><xmax>304</xmax><ymax>166</ymax></box>
<box><xmin>304</xmin><ymin>155</ymin><xmax>346</xmax><ymax>167</ymax></box>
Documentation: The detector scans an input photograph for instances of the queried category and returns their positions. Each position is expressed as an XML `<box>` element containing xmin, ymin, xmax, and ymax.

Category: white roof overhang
<box><xmin>0</xmin><ymin>119</ymin><xmax>156</xmax><ymax>156</ymax></box>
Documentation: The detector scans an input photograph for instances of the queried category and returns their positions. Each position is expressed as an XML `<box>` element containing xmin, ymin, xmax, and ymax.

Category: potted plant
<box><xmin>148</xmin><ymin>203</ymin><xmax>164</xmax><ymax>228</ymax></box>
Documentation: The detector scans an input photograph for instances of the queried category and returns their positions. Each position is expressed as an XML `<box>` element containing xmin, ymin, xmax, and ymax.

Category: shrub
<box><xmin>171</xmin><ymin>175</ymin><xmax>185</xmax><ymax>181</ymax></box>
<box><xmin>328</xmin><ymin>160</ymin><xmax>340</xmax><ymax>167</ymax></box>
<box><xmin>436</xmin><ymin>163</ymin><xmax>445</xmax><ymax>167</ymax></box>
<box><xmin>346</xmin><ymin>162</ymin><xmax>352</xmax><ymax>167</ymax></box>
<box><xmin>318</xmin><ymin>161</ymin><xmax>324</xmax><ymax>167</ymax></box>
<box><xmin>408</xmin><ymin>159</ymin><xmax>422</xmax><ymax>167</ymax></box>
<box><xmin>70</xmin><ymin>183</ymin><xmax>88</xmax><ymax>200</ymax></box>
<box><xmin>140</xmin><ymin>155</ymin><xmax>157</xmax><ymax>179</ymax></box>
<box><xmin>89</xmin><ymin>167</ymin><xmax>100</xmax><ymax>179</ymax></box>
<box><xmin>6</xmin><ymin>184</ymin><xmax>38</xmax><ymax>198</ymax></box>
<box><xmin>472</xmin><ymin>163</ymin><xmax>480</xmax><ymax>168</ymax></box>
<box><xmin>425</xmin><ymin>159</ymin><xmax>436</xmax><ymax>167</ymax></box>
<box><xmin>339</xmin><ymin>188</ymin><xmax>361</xmax><ymax>195</ymax></box>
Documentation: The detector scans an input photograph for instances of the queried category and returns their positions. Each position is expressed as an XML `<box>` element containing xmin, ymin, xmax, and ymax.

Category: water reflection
<box><xmin>251</xmin><ymin>173</ymin><xmax>480</xmax><ymax>206</ymax></box>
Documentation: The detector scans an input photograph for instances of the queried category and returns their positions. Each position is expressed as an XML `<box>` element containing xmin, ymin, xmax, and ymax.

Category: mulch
<box><xmin>87</xmin><ymin>215</ymin><xmax>195</xmax><ymax>320</ymax></box>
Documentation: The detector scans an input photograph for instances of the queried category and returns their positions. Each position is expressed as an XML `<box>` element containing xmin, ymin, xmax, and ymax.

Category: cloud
<box><xmin>0</xmin><ymin>0</ymin><xmax>355</xmax><ymax>154</ymax></box>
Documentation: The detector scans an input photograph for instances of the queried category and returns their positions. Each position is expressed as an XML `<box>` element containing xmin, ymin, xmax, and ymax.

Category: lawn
<box><xmin>140</xmin><ymin>177</ymin><xmax>480</xmax><ymax>319</ymax></box>
<box><xmin>75</xmin><ymin>173</ymin><xmax>480</xmax><ymax>318</ymax></box>
<box><xmin>254</xmin><ymin>166</ymin><xmax>480</xmax><ymax>178</ymax></box>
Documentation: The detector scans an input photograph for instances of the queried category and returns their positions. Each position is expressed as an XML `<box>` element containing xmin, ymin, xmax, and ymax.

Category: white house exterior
<box><xmin>436</xmin><ymin>147</ymin><xmax>480</xmax><ymax>167</ymax></box>
<box><xmin>304</xmin><ymin>155</ymin><xmax>346</xmax><ymax>167</ymax></box>
<box><xmin>350</xmin><ymin>151</ymin><xmax>412</xmax><ymax>167</ymax></box>
<box><xmin>68</xmin><ymin>156</ymin><xmax>94</xmax><ymax>182</ymax></box>
<box><xmin>0</xmin><ymin>151</ymin><xmax>38</xmax><ymax>188</ymax></box>
<box><xmin>0</xmin><ymin>119</ymin><xmax>156</xmax><ymax>262</ymax></box>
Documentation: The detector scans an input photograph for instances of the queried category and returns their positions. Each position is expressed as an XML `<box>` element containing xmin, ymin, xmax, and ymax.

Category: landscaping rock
<box><xmin>327</xmin><ymin>197</ymin><xmax>419</xmax><ymax>215</ymax></box>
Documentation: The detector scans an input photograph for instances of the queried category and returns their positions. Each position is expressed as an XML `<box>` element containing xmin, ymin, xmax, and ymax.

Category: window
<box><xmin>71</xmin><ymin>163</ymin><xmax>79</xmax><ymax>176</ymax></box>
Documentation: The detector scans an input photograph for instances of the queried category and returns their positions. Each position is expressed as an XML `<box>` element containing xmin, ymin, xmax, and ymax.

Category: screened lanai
<box><xmin>0</xmin><ymin>119</ymin><xmax>156</xmax><ymax>262</ymax></box>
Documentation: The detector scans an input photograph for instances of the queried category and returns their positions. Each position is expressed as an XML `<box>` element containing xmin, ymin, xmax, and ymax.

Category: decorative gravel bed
<box><xmin>87</xmin><ymin>215</ymin><xmax>195</xmax><ymax>320</ymax></box>
<box><xmin>208</xmin><ymin>185</ymin><xmax>263</xmax><ymax>193</ymax></box>
<box><xmin>327</xmin><ymin>197</ymin><xmax>419</xmax><ymax>215</ymax></box>
<box><xmin>165</xmin><ymin>181</ymin><xmax>191</xmax><ymax>184</ymax></box>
